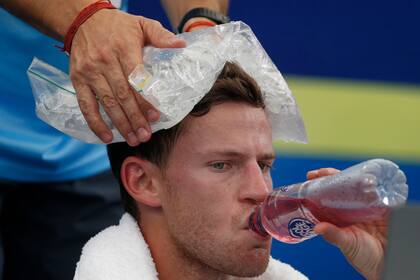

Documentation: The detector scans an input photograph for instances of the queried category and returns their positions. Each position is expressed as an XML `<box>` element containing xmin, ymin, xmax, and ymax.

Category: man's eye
<box><xmin>259</xmin><ymin>162</ymin><xmax>272</xmax><ymax>172</ymax></box>
<box><xmin>212</xmin><ymin>162</ymin><xmax>226</xmax><ymax>170</ymax></box>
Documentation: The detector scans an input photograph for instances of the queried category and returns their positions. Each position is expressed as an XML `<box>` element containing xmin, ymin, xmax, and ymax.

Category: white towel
<box><xmin>74</xmin><ymin>213</ymin><xmax>308</xmax><ymax>280</ymax></box>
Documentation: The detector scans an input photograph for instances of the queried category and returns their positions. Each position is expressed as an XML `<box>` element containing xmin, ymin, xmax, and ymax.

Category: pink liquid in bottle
<box><xmin>249</xmin><ymin>159</ymin><xmax>408</xmax><ymax>243</ymax></box>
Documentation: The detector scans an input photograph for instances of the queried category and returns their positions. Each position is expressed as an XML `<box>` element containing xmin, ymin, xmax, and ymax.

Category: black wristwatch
<box><xmin>177</xmin><ymin>7</ymin><xmax>230</xmax><ymax>33</ymax></box>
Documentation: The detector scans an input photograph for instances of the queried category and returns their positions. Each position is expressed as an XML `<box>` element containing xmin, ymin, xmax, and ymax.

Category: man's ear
<box><xmin>120</xmin><ymin>156</ymin><xmax>162</xmax><ymax>207</ymax></box>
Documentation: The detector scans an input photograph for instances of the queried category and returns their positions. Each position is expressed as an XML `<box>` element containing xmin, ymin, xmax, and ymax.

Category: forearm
<box><xmin>0</xmin><ymin>0</ymin><xmax>96</xmax><ymax>41</ymax></box>
<box><xmin>160</xmin><ymin>0</ymin><xmax>229</xmax><ymax>29</ymax></box>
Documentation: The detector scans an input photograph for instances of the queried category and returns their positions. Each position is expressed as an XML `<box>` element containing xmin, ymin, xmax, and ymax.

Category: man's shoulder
<box><xmin>74</xmin><ymin>214</ymin><xmax>159</xmax><ymax>280</ymax></box>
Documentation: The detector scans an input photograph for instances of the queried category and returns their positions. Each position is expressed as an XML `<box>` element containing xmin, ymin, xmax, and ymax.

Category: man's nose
<box><xmin>239</xmin><ymin>162</ymin><xmax>271</xmax><ymax>204</ymax></box>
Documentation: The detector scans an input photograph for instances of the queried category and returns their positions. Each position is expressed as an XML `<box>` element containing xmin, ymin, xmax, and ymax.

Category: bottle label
<box><xmin>288</xmin><ymin>218</ymin><xmax>316</xmax><ymax>238</ymax></box>
<box><xmin>287</xmin><ymin>204</ymin><xmax>319</xmax><ymax>241</ymax></box>
<box><xmin>279</xmin><ymin>185</ymin><xmax>290</xmax><ymax>192</ymax></box>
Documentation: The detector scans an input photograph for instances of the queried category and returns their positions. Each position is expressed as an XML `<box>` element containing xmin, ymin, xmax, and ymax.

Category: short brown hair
<box><xmin>107</xmin><ymin>61</ymin><xmax>265</xmax><ymax>218</ymax></box>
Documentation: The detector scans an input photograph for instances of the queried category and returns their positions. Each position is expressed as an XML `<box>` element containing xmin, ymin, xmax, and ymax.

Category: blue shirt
<box><xmin>0</xmin><ymin>2</ymin><xmax>126</xmax><ymax>182</ymax></box>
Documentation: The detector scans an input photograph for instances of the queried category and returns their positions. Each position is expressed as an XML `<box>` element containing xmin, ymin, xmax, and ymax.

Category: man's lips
<box><xmin>241</xmin><ymin>211</ymin><xmax>254</xmax><ymax>230</ymax></box>
<box><xmin>248</xmin><ymin>228</ymin><xmax>271</xmax><ymax>241</ymax></box>
<box><xmin>241</xmin><ymin>212</ymin><xmax>271</xmax><ymax>241</ymax></box>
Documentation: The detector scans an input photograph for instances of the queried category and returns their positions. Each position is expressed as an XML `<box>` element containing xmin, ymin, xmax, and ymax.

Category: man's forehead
<box><xmin>183</xmin><ymin>102</ymin><xmax>270</xmax><ymax>132</ymax></box>
<box><xmin>174</xmin><ymin>103</ymin><xmax>274</xmax><ymax>156</ymax></box>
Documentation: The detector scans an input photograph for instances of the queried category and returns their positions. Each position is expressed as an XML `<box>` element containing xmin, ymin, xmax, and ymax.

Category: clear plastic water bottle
<box><xmin>249</xmin><ymin>159</ymin><xmax>408</xmax><ymax>243</ymax></box>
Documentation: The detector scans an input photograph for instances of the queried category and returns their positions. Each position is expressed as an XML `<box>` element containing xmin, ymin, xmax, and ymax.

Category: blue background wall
<box><xmin>129</xmin><ymin>1</ymin><xmax>419</xmax><ymax>279</ymax></box>
<box><xmin>130</xmin><ymin>0</ymin><xmax>420</xmax><ymax>84</ymax></box>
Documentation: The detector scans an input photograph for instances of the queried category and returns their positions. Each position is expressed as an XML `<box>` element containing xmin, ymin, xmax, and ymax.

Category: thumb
<box><xmin>139</xmin><ymin>17</ymin><xmax>186</xmax><ymax>48</ymax></box>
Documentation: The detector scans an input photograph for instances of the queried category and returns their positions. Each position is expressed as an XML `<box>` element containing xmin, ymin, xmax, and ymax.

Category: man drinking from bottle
<box><xmin>74</xmin><ymin>62</ymin><xmax>386</xmax><ymax>280</ymax></box>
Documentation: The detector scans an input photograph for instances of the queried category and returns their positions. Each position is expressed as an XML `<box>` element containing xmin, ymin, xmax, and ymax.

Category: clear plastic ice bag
<box><xmin>28</xmin><ymin>21</ymin><xmax>307</xmax><ymax>144</ymax></box>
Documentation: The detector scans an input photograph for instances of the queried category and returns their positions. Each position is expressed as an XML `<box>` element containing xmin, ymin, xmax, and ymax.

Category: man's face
<box><xmin>159</xmin><ymin>102</ymin><xmax>274</xmax><ymax>277</ymax></box>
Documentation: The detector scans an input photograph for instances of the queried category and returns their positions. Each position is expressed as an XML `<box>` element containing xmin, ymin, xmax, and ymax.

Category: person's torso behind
<box><xmin>0</xmin><ymin>2</ymin><xmax>126</xmax><ymax>182</ymax></box>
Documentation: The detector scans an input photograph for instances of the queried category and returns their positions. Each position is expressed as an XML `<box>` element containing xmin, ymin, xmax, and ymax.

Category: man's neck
<box><xmin>155</xmin><ymin>251</ymin><xmax>231</xmax><ymax>280</ymax></box>
<box><xmin>140</xmin><ymin>218</ymin><xmax>233</xmax><ymax>280</ymax></box>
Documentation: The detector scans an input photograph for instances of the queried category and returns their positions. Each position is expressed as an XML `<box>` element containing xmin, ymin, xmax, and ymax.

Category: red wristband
<box><xmin>61</xmin><ymin>0</ymin><xmax>116</xmax><ymax>54</ymax></box>
<box><xmin>183</xmin><ymin>20</ymin><xmax>216</xmax><ymax>33</ymax></box>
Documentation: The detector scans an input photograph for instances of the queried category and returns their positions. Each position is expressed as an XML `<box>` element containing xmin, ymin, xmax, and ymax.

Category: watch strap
<box><xmin>177</xmin><ymin>7</ymin><xmax>230</xmax><ymax>33</ymax></box>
